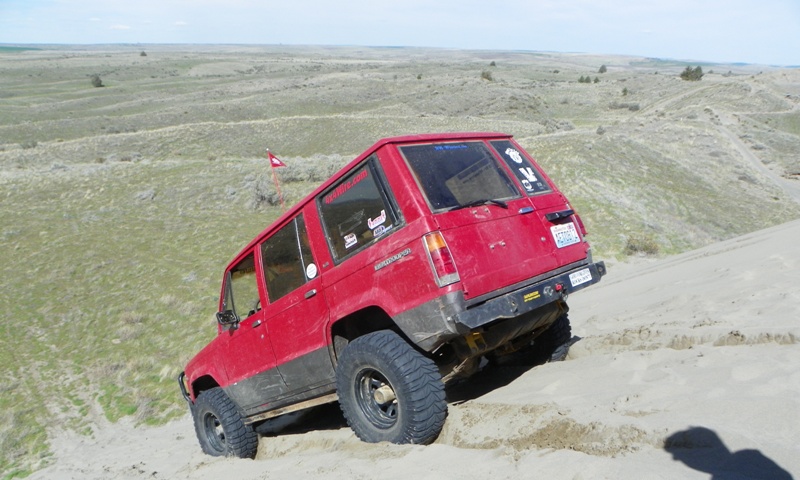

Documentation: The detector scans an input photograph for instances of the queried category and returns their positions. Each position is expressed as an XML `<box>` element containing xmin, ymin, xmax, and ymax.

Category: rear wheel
<box><xmin>336</xmin><ymin>330</ymin><xmax>447</xmax><ymax>444</ymax></box>
<box><xmin>493</xmin><ymin>313</ymin><xmax>572</xmax><ymax>366</ymax></box>
<box><xmin>193</xmin><ymin>387</ymin><xmax>258</xmax><ymax>458</ymax></box>
<box><xmin>535</xmin><ymin>313</ymin><xmax>572</xmax><ymax>362</ymax></box>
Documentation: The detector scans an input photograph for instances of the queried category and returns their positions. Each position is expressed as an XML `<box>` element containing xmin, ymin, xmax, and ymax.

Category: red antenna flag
<box><xmin>268</xmin><ymin>151</ymin><xmax>286</xmax><ymax>168</ymax></box>
<box><xmin>266</xmin><ymin>149</ymin><xmax>286</xmax><ymax>210</ymax></box>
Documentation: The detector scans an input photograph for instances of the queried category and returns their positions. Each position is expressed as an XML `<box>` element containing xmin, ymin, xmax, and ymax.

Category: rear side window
<box><xmin>319</xmin><ymin>157</ymin><xmax>399</xmax><ymax>262</ymax></box>
<box><xmin>261</xmin><ymin>215</ymin><xmax>316</xmax><ymax>302</ymax></box>
<box><xmin>400</xmin><ymin>142</ymin><xmax>519</xmax><ymax>211</ymax></box>
<box><xmin>489</xmin><ymin>140</ymin><xmax>551</xmax><ymax>195</ymax></box>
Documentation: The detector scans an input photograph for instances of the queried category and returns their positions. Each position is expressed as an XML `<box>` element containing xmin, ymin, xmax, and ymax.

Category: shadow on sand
<box><xmin>665</xmin><ymin>426</ymin><xmax>793</xmax><ymax>479</ymax></box>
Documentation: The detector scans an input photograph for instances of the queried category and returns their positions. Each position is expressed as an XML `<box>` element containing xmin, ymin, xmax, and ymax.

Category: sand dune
<box><xmin>31</xmin><ymin>220</ymin><xmax>800</xmax><ymax>479</ymax></box>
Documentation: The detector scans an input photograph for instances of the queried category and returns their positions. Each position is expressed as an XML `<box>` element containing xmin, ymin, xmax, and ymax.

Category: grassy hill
<box><xmin>1</xmin><ymin>45</ymin><xmax>799</xmax><ymax>478</ymax></box>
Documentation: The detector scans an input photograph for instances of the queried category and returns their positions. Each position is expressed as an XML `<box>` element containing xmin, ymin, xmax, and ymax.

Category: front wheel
<box><xmin>192</xmin><ymin>387</ymin><xmax>259</xmax><ymax>458</ymax></box>
<box><xmin>336</xmin><ymin>330</ymin><xmax>447</xmax><ymax>444</ymax></box>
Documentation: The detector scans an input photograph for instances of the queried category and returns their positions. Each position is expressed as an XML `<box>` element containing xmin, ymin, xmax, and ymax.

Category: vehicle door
<box><xmin>399</xmin><ymin>140</ymin><xmax>562</xmax><ymax>301</ymax></box>
<box><xmin>488</xmin><ymin>139</ymin><xmax>588</xmax><ymax>270</ymax></box>
<box><xmin>260</xmin><ymin>212</ymin><xmax>334</xmax><ymax>395</ymax></box>
<box><xmin>218</xmin><ymin>251</ymin><xmax>288</xmax><ymax>412</ymax></box>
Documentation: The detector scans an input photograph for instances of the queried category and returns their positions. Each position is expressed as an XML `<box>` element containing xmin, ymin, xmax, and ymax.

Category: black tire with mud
<box><xmin>535</xmin><ymin>313</ymin><xmax>572</xmax><ymax>362</ymax></box>
<box><xmin>494</xmin><ymin>313</ymin><xmax>572</xmax><ymax>366</ymax></box>
<box><xmin>336</xmin><ymin>330</ymin><xmax>447</xmax><ymax>444</ymax></box>
<box><xmin>193</xmin><ymin>387</ymin><xmax>259</xmax><ymax>458</ymax></box>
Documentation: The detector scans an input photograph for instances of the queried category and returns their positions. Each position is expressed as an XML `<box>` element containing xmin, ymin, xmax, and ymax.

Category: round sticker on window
<box><xmin>306</xmin><ymin>263</ymin><xmax>318</xmax><ymax>279</ymax></box>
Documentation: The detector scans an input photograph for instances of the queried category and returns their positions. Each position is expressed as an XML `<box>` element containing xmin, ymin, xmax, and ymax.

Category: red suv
<box><xmin>179</xmin><ymin>132</ymin><xmax>606</xmax><ymax>458</ymax></box>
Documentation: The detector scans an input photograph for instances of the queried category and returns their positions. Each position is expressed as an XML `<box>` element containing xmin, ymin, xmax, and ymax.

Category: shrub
<box><xmin>599</xmin><ymin>65</ymin><xmax>607</xmax><ymax>73</ymax></box>
<box><xmin>90</xmin><ymin>74</ymin><xmax>104</xmax><ymax>87</ymax></box>
<box><xmin>481</xmin><ymin>70</ymin><xmax>494</xmax><ymax>81</ymax></box>
<box><xmin>624</xmin><ymin>233</ymin><xmax>660</xmax><ymax>256</ymax></box>
<box><xmin>680</xmin><ymin>66</ymin><xmax>704</xmax><ymax>81</ymax></box>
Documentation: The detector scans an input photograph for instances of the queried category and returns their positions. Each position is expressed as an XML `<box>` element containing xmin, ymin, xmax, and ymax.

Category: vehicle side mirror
<box><xmin>216</xmin><ymin>310</ymin><xmax>239</xmax><ymax>326</ymax></box>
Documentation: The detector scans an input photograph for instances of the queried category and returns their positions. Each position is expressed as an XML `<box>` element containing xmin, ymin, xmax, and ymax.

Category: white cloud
<box><xmin>175</xmin><ymin>21</ymin><xmax>188</xmax><ymax>26</ymax></box>
<box><xmin>109</xmin><ymin>24</ymin><xmax>131</xmax><ymax>30</ymax></box>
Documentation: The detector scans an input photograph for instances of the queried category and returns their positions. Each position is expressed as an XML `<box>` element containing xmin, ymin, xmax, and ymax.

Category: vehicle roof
<box><xmin>227</xmin><ymin>132</ymin><xmax>511</xmax><ymax>268</ymax></box>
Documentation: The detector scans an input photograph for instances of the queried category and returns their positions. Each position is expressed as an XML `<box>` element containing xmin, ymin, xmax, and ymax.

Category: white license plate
<box><xmin>551</xmin><ymin>223</ymin><xmax>580</xmax><ymax>248</ymax></box>
<box><xmin>569</xmin><ymin>268</ymin><xmax>592</xmax><ymax>287</ymax></box>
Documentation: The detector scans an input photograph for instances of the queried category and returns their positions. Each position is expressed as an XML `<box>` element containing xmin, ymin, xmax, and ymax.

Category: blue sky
<box><xmin>1</xmin><ymin>0</ymin><xmax>799</xmax><ymax>65</ymax></box>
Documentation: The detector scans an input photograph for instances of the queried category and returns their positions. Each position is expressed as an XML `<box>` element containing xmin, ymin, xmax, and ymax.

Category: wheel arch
<box><xmin>190</xmin><ymin>374</ymin><xmax>221</xmax><ymax>401</ymax></box>
<box><xmin>328</xmin><ymin>306</ymin><xmax>411</xmax><ymax>363</ymax></box>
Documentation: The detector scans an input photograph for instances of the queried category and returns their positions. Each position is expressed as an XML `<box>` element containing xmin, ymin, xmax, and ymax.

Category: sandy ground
<box><xmin>31</xmin><ymin>220</ymin><xmax>800</xmax><ymax>480</ymax></box>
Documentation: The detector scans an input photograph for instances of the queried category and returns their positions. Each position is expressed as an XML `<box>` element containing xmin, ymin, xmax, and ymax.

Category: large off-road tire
<box><xmin>336</xmin><ymin>330</ymin><xmax>447</xmax><ymax>444</ymax></box>
<box><xmin>193</xmin><ymin>387</ymin><xmax>259</xmax><ymax>458</ymax></box>
<box><xmin>493</xmin><ymin>313</ymin><xmax>573</xmax><ymax>366</ymax></box>
<box><xmin>532</xmin><ymin>313</ymin><xmax>572</xmax><ymax>362</ymax></box>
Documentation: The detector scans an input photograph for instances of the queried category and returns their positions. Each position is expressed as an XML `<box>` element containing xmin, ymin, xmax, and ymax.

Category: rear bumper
<box><xmin>393</xmin><ymin>261</ymin><xmax>606</xmax><ymax>351</ymax></box>
<box><xmin>455</xmin><ymin>261</ymin><xmax>606</xmax><ymax>329</ymax></box>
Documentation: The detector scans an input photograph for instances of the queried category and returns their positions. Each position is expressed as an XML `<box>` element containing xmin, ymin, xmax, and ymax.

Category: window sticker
<box><xmin>306</xmin><ymin>263</ymin><xmax>318</xmax><ymax>279</ymax></box>
<box><xmin>367</xmin><ymin>210</ymin><xmax>386</xmax><ymax>229</ymax></box>
<box><xmin>344</xmin><ymin>233</ymin><xmax>358</xmax><ymax>249</ymax></box>
<box><xmin>519</xmin><ymin>167</ymin><xmax>539</xmax><ymax>184</ymax></box>
<box><xmin>373</xmin><ymin>224</ymin><xmax>392</xmax><ymax>238</ymax></box>
<box><xmin>505</xmin><ymin>147</ymin><xmax>524</xmax><ymax>164</ymax></box>
<box><xmin>324</xmin><ymin>169</ymin><xmax>368</xmax><ymax>205</ymax></box>
<box><xmin>490</xmin><ymin>140</ymin><xmax>551</xmax><ymax>195</ymax></box>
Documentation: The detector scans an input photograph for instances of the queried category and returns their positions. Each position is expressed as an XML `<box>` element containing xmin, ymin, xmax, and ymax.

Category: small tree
<box><xmin>593</xmin><ymin>76</ymin><xmax>600</xmax><ymax>83</ymax></box>
<box><xmin>90</xmin><ymin>74</ymin><xmax>104</xmax><ymax>88</ymax></box>
<box><xmin>680</xmin><ymin>66</ymin><xmax>704</xmax><ymax>81</ymax></box>
<box><xmin>481</xmin><ymin>70</ymin><xmax>494</xmax><ymax>81</ymax></box>
<box><xmin>140</xmin><ymin>51</ymin><xmax>147</xmax><ymax>57</ymax></box>
<box><xmin>598</xmin><ymin>64</ymin><xmax>607</xmax><ymax>74</ymax></box>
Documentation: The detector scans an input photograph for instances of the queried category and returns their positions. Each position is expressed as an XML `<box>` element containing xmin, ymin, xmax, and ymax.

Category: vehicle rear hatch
<box><xmin>399</xmin><ymin>138</ymin><xmax>587</xmax><ymax>301</ymax></box>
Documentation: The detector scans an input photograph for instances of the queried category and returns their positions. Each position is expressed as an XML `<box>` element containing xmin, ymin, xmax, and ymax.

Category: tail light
<box><xmin>574</xmin><ymin>213</ymin><xmax>587</xmax><ymax>237</ymax></box>
<box><xmin>423</xmin><ymin>232</ymin><xmax>460</xmax><ymax>287</ymax></box>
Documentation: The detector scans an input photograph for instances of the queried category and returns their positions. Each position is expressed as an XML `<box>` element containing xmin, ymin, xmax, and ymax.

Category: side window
<box><xmin>223</xmin><ymin>252</ymin><xmax>260</xmax><ymax>320</ymax></box>
<box><xmin>490</xmin><ymin>140</ymin><xmax>551</xmax><ymax>195</ymax></box>
<box><xmin>318</xmin><ymin>157</ymin><xmax>399</xmax><ymax>262</ymax></box>
<box><xmin>261</xmin><ymin>215</ymin><xmax>317</xmax><ymax>302</ymax></box>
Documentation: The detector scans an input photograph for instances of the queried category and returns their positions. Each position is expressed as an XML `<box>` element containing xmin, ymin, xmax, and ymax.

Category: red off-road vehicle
<box><xmin>179</xmin><ymin>132</ymin><xmax>606</xmax><ymax>457</ymax></box>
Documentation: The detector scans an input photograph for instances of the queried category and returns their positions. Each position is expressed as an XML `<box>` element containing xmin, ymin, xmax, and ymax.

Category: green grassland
<box><xmin>1</xmin><ymin>45</ymin><xmax>799</xmax><ymax>478</ymax></box>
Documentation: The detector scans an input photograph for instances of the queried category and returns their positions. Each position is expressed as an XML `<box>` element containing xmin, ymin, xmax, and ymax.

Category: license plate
<box><xmin>569</xmin><ymin>268</ymin><xmax>592</xmax><ymax>287</ymax></box>
<box><xmin>551</xmin><ymin>223</ymin><xmax>580</xmax><ymax>248</ymax></box>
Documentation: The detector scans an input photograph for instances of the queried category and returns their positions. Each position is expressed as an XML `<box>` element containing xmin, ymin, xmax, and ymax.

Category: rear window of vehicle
<box><xmin>489</xmin><ymin>140</ymin><xmax>551</xmax><ymax>195</ymax></box>
<box><xmin>400</xmin><ymin>142</ymin><xmax>519</xmax><ymax>211</ymax></box>
<box><xmin>318</xmin><ymin>157</ymin><xmax>400</xmax><ymax>262</ymax></box>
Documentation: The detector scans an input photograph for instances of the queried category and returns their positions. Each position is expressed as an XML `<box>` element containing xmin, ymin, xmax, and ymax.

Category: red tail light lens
<box><xmin>423</xmin><ymin>232</ymin><xmax>460</xmax><ymax>287</ymax></box>
<box><xmin>574</xmin><ymin>213</ymin><xmax>587</xmax><ymax>237</ymax></box>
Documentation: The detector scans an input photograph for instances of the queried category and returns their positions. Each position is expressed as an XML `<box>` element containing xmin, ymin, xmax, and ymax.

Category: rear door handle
<box><xmin>304</xmin><ymin>289</ymin><xmax>317</xmax><ymax>299</ymax></box>
<box><xmin>251</xmin><ymin>319</ymin><xmax>261</xmax><ymax>328</ymax></box>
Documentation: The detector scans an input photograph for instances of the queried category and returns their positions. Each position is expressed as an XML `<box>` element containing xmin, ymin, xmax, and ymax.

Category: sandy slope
<box><xmin>31</xmin><ymin>220</ymin><xmax>800</xmax><ymax>480</ymax></box>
